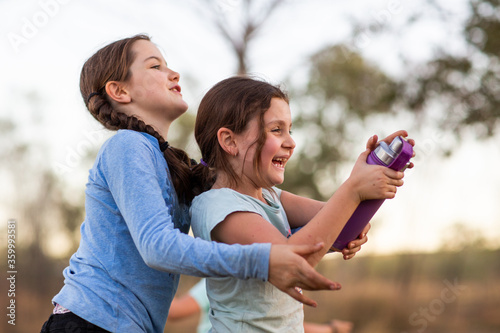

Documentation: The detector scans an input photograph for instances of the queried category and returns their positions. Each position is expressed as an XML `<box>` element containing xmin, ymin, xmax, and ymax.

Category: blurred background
<box><xmin>1</xmin><ymin>0</ymin><xmax>499</xmax><ymax>332</ymax></box>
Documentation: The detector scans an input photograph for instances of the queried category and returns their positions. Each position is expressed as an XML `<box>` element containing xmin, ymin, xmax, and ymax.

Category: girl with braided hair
<box><xmin>40</xmin><ymin>35</ymin><xmax>340</xmax><ymax>333</ymax></box>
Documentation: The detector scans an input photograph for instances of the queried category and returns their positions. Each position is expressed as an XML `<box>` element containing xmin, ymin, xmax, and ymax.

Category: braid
<box><xmin>81</xmin><ymin>34</ymin><xmax>195</xmax><ymax>204</ymax></box>
<box><xmin>91</xmin><ymin>96</ymin><xmax>194</xmax><ymax>203</ymax></box>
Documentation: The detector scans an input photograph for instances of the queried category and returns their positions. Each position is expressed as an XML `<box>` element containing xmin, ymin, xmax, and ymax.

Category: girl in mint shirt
<box><xmin>190</xmin><ymin>77</ymin><xmax>414</xmax><ymax>332</ymax></box>
<box><xmin>40</xmin><ymin>35</ymin><xmax>351</xmax><ymax>333</ymax></box>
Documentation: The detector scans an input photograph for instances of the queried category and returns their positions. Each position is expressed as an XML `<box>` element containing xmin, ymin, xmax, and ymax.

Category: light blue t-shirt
<box><xmin>52</xmin><ymin>130</ymin><xmax>271</xmax><ymax>333</ymax></box>
<box><xmin>190</xmin><ymin>188</ymin><xmax>304</xmax><ymax>333</ymax></box>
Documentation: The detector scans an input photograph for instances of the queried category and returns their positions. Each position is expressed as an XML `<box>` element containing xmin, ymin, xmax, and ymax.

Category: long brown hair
<box><xmin>192</xmin><ymin>76</ymin><xmax>289</xmax><ymax>196</ymax></box>
<box><xmin>80</xmin><ymin>34</ymin><xmax>194</xmax><ymax>203</ymax></box>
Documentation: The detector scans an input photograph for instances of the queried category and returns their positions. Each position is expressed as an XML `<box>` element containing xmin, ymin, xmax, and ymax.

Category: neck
<box><xmin>213</xmin><ymin>172</ymin><xmax>265</xmax><ymax>203</ymax></box>
<box><xmin>116</xmin><ymin>104</ymin><xmax>174</xmax><ymax>140</ymax></box>
<box><xmin>152</xmin><ymin>119</ymin><xmax>172</xmax><ymax>141</ymax></box>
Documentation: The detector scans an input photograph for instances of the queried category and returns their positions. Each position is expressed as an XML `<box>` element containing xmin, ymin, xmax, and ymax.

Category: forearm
<box><xmin>212</xmin><ymin>181</ymin><xmax>360</xmax><ymax>266</ymax></box>
<box><xmin>280</xmin><ymin>190</ymin><xmax>325</xmax><ymax>228</ymax></box>
<box><xmin>287</xmin><ymin>179</ymin><xmax>360</xmax><ymax>266</ymax></box>
<box><xmin>101</xmin><ymin>134</ymin><xmax>273</xmax><ymax>281</ymax></box>
<box><xmin>143</xmin><ymin>227</ymin><xmax>271</xmax><ymax>280</ymax></box>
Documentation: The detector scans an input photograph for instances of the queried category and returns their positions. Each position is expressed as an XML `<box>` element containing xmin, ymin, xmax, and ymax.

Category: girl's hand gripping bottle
<box><xmin>331</xmin><ymin>136</ymin><xmax>413</xmax><ymax>251</ymax></box>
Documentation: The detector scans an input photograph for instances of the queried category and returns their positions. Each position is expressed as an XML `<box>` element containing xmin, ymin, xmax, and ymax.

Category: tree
<box><xmin>192</xmin><ymin>0</ymin><xmax>500</xmax><ymax>200</ymax></box>
<box><xmin>196</xmin><ymin>0</ymin><xmax>286</xmax><ymax>74</ymax></box>
<box><xmin>0</xmin><ymin>92</ymin><xmax>87</xmax><ymax>259</ymax></box>
<box><xmin>281</xmin><ymin>45</ymin><xmax>398</xmax><ymax>200</ymax></box>
<box><xmin>190</xmin><ymin>1</ymin><xmax>406</xmax><ymax>199</ymax></box>
<box><xmin>284</xmin><ymin>0</ymin><xmax>500</xmax><ymax>199</ymax></box>
<box><xmin>383</xmin><ymin>0</ymin><xmax>500</xmax><ymax>137</ymax></box>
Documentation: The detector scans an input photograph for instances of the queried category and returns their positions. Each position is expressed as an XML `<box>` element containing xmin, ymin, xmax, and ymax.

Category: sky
<box><xmin>1</xmin><ymin>0</ymin><xmax>499</xmax><ymax>255</ymax></box>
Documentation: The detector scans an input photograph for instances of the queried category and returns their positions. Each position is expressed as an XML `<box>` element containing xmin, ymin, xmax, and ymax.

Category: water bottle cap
<box><xmin>389</xmin><ymin>136</ymin><xmax>404</xmax><ymax>154</ymax></box>
<box><xmin>374</xmin><ymin>141</ymin><xmax>395</xmax><ymax>165</ymax></box>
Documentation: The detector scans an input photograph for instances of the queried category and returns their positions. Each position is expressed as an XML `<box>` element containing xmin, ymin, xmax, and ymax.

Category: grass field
<box><xmin>2</xmin><ymin>248</ymin><xmax>499</xmax><ymax>333</ymax></box>
<box><xmin>166</xmin><ymin>249</ymin><xmax>500</xmax><ymax>333</ymax></box>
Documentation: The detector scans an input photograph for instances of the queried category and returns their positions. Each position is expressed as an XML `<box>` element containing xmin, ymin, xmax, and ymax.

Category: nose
<box><xmin>167</xmin><ymin>68</ymin><xmax>180</xmax><ymax>82</ymax></box>
<box><xmin>284</xmin><ymin>132</ymin><xmax>296</xmax><ymax>150</ymax></box>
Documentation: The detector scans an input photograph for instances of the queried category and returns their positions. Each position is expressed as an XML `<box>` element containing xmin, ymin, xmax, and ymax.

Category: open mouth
<box><xmin>169</xmin><ymin>85</ymin><xmax>181</xmax><ymax>93</ymax></box>
<box><xmin>272</xmin><ymin>157</ymin><xmax>287</xmax><ymax>169</ymax></box>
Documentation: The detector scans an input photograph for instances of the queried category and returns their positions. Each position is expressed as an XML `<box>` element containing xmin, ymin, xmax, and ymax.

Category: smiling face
<box><xmin>124</xmin><ymin>39</ymin><xmax>188</xmax><ymax>123</ymax></box>
<box><xmin>236</xmin><ymin>98</ymin><xmax>296</xmax><ymax>190</ymax></box>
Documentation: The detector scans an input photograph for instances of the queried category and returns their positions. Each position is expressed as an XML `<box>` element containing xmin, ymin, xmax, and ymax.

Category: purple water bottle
<box><xmin>331</xmin><ymin>136</ymin><xmax>413</xmax><ymax>251</ymax></box>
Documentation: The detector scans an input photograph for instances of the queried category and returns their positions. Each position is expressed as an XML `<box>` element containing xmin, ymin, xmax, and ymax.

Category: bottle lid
<box><xmin>389</xmin><ymin>136</ymin><xmax>403</xmax><ymax>154</ymax></box>
<box><xmin>374</xmin><ymin>141</ymin><xmax>395</xmax><ymax>165</ymax></box>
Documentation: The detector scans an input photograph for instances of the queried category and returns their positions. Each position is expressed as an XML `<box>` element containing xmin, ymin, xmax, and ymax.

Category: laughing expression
<box><xmin>236</xmin><ymin>98</ymin><xmax>296</xmax><ymax>189</ymax></box>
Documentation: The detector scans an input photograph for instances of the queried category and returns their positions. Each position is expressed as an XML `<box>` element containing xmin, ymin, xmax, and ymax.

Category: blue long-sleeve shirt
<box><xmin>53</xmin><ymin>130</ymin><xmax>270</xmax><ymax>333</ymax></box>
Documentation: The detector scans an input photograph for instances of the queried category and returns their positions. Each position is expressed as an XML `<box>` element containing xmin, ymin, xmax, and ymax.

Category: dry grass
<box><xmin>2</xmin><ymin>249</ymin><xmax>499</xmax><ymax>333</ymax></box>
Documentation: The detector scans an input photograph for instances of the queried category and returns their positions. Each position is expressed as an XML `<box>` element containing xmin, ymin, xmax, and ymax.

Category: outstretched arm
<box><xmin>281</xmin><ymin>130</ymin><xmax>415</xmax><ymax>228</ymax></box>
<box><xmin>281</xmin><ymin>190</ymin><xmax>369</xmax><ymax>260</ymax></box>
<box><xmin>279</xmin><ymin>130</ymin><xmax>415</xmax><ymax>259</ymax></box>
<box><xmin>213</xmin><ymin>149</ymin><xmax>404</xmax><ymax>269</ymax></box>
<box><xmin>268</xmin><ymin>243</ymin><xmax>340</xmax><ymax>307</ymax></box>
<box><xmin>280</xmin><ymin>191</ymin><xmax>324</xmax><ymax>229</ymax></box>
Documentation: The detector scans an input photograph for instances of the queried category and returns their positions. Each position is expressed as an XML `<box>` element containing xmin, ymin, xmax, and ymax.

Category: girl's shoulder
<box><xmin>103</xmin><ymin>129</ymin><xmax>159</xmax><ymax>151</ymax></box>
<box><xmin>192</xmin><ymin>188</ymin><xmax>240</xmax><ymax>206</ymax></box>
<box><xmin>191</xmin><ymin>189</ymin><xmax>253</xmax><ymax>217</ymax></box>
<box><xmin>190</xmin><ymin>188</ymin><xmax>260</xmax><ymax>239</ymax></box>
<box><xmin>191</xmin><ymin>188</ymin><xmax>281</xmax><ymax>212</ymax></box>
<box><xmin>96</xmin><ymin>130</ymin><xmax>162</xmax><ymax>163</ymax></box>
<box><xmin>92</xmin><ymin>130</ymin><xmax>165</xmax><ymax>176</ymax></box>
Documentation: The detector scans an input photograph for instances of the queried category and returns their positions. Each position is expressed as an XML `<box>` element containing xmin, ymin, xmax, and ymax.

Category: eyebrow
<box><xmin>143</xmin><ymin>56</ymin><xmax>162</xmax><ymax>63</ymax></box>
<box><xmin>266</xmin><ymin>120</ymin><xmax>292</xmax><ymax>128</ymax></box>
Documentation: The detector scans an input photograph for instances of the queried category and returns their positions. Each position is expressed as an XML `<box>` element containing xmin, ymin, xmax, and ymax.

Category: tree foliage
<box><xmin>308</xmin><ymin>45</ymin><xmax>398</xmax><ymax>119</ymax></box>
<box><xmin>196</xmin><ymin>0</ymin><xmax>285</xmax><ymax>74</ymax></box>
<box><xmin>0</xmin><ymin>93</ymin><xmax>86</xmax><ymax>258</ymax></box>
<box><xmin>281</xmin><ymin>45</ymin><xmax>399</xmax><ymax>199</ymax></box>
<box><xmin>399</xmin><ymin>0</ymin><xmax>500</xmax><ymax>137</ymax></box>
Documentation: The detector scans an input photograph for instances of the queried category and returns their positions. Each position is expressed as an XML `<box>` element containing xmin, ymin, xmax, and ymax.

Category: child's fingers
<box><xmin>357</xmin><ymin>149</ymin><xmax>371</xmax><ymax>163</ymax></box>
<box><xmin>380</xmin><ymin>130</ymin><xmax>408</xmax><ymax>145</ymax></box>
<box><xmin>384</xmin><ymin>168</ymin><xmax>405</xmax><ymax>180</ymax></box>
<box><xmin>289</xmin><ymin>280</ymin><xmax>341</xmax><ymax>306</ymax></box>
<box><xmin>365</xmin><ymin>135</ymin><xmax>378</xmax><ymax>151</ymax></box>
<box><xmin>290</xmin><ymin>242</ymin><xmax>325</xmax><ymax>257</ymax></box>
<box><xmin>343</xmin><ymin>253</ymin><xmax>356</xmax><ymax>260</ymax></box>
<box><xmin>406</xmin><ymin>137</ymin><xmax>416</xmax><ymax>147</ymax></box>
<box><xmin>361</xmin><ymin>223</ymin><xmax>371</xmax><ymax>235</ymax></box>
<box><xmin>285</xmin><ymin>287</ymin><xmax>318</xmax><ymax>307</ymax></box>
<box><xmin>283</xmin><ymin>243</ymin><xmax>341</xmax><ymax>291</ymax></box>
<box><xmin>347</xmin><ymin>233</ymin><xmax>368</xmax><ymax>250</ymax></box>
<box><xmin>389</xmin><ymin>178</ymin><xmax>404</xmax><ymax>187</ymax></box>
<box><xmin>294</xmin><ymin>266</ymin><xmax>341</xmax><ymax>292</ymax></box>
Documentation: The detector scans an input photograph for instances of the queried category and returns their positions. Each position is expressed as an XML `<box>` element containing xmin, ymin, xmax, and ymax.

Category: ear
<box><xmin>105</xmin><ymin>81</ymin><xmax>131</xmax><ymax>104</ymax></box>
<box><xmin>217</xmin><ymin>127</ymin><xmax>238</xmax><ymax>156</ymax></box>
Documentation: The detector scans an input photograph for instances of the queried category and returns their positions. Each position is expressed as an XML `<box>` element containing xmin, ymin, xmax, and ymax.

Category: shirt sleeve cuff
<box><xmin>253</xmin><ymin>243</ymin><xmax>271</xmax><ymax>282</ymax></box>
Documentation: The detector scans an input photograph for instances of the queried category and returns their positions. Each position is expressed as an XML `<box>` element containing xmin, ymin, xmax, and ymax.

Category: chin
<box><xmin>269</xmin><ymin>177</ymin><xmax>284</xmax><ymax>186</ymax></box>
<box><xmin>171</xmin><ymin>104</ymin><xmax>189</xmax><ymax>119</ymax></box>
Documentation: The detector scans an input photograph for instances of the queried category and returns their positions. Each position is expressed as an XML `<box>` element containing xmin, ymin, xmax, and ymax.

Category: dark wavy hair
<box><xmin>80</xmin><ymin>34</ymin><xmax>194</xmax><ymax>203</ymax></box>
<box><xmin>192</xmin><ymin>76</ymin><xmax>289</xmax><ymax>196</ymax></box>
